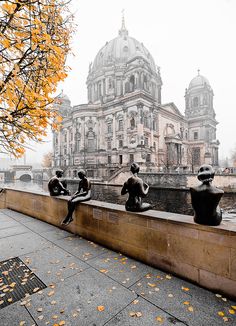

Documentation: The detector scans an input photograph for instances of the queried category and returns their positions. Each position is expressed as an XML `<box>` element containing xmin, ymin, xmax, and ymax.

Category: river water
<box><xmin>1</xmin><ymin>180</ymin><xmax>236</xmax><ymax>221</ymax></box>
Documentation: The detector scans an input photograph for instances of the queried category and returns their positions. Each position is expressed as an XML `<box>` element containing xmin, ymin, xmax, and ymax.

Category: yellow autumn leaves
<box><xmin>0</xmin><ymin>0</ymin><xmax>74</xmax><ymax>157</ymax></box>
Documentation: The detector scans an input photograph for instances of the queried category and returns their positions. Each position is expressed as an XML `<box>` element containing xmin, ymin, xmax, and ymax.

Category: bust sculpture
<box><xmin>48</xmin><ymin>170</ymin><xmax>70</xmax><ymax>196</ymax></box>
<box><xmin>121</xmin><ymin>162</ymin><xmax>152</xmax><ymax>212</ymax></box>
<box><xmin>190</xmin><ymin>164</ymin><xmax>224</xmax><ymax>226</ymax></box>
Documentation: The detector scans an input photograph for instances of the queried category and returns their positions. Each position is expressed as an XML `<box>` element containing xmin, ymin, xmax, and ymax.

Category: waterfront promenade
<box><xmin>0</xmin><ymin>208</ymin><xmax>236</xmax><ymax>326</ymax></box>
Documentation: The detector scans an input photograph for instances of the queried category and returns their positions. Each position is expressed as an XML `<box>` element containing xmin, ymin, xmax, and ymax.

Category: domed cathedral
<box><xmin>52</xmin><ymin>19</ymin><xmax>220</xmax><ymax>179</ymax></box>
<box><xmin>185</xmin><ymin>70</ymin><xmax>219</xmax><ymax>169</ymax></box>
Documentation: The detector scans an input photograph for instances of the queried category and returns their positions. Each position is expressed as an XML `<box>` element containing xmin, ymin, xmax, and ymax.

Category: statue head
<box><xmin>197</xmin><ymin>164</ymin><xmax>215</xmax><ymax>183</ymax></box>
<box><xmin>78</xmin><ymin>169</ymin><xmax>86</xmax><ymax>179</ymax></box>
<box><xmin>130</xmin><ymin>162</ymin><xmax>140</xmax><ymax>174</ymax></box>
<box><xmin>55</xmin><ymin>170</ymin><xmax>64</xmax><ymax>178</ymax></box>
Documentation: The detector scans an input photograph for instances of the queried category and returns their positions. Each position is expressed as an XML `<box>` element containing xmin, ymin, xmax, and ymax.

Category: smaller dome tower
<box><xmin>185</xmin><ymin>70</ymin><xmax>219</xmax><ymax>167</ymax></box>
<box><xmin>185</xmin><ymin>70</ymin><xmax>214</xmax><ymax>118</ymax></box>
<box><xmin>55</xmin><ymin>90</ymin><xmax>72</xmax><ymax>117</ymax></box>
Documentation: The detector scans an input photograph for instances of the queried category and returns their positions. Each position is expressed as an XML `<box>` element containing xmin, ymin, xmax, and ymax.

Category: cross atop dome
<box><xmin>119</xmin><ymin>9</ymin><xmax>128</xmax><ymax>37</ymax></box>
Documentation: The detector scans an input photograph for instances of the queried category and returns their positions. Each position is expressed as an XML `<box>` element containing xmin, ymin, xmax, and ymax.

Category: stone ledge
<box><xmin>0</xmin><ymin>188</ymin><xmax>235</xmax><ymax>299</ymax></box>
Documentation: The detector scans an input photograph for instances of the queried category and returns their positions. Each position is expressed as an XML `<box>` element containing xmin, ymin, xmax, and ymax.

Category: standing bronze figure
<box><xmin>190</xmin><ymin>164</ymin><xmax>224</xmax><ymax>226</ymax></box>
<box><xmin>61</xmin><ymin>170</ymin><xmax>91</xmax><ymax>225</ymax></box>
<box><xmin>121</xmin><ymin>163</ymin><xmax>152</xmax><ymax>212</ymax></box>
<box><xmin>48</xmin><ymin>170</ymin><xmax>70</xmax><ymax>196</ymax></box>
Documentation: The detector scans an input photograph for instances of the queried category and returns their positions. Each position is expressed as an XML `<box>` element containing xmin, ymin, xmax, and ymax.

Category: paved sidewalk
<box><xmin>0</xmin><ymin>209</ymin><xmax>236</xmax><ymax>326</ymax></box>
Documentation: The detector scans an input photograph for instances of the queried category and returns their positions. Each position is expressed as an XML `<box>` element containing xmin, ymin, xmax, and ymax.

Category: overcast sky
<box><xmin>23</xmin><ymin>0</ymin><xmax>236</xmax><ymax>164</ymax></box>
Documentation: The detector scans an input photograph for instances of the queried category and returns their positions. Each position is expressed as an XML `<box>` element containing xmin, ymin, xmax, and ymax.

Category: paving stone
<box><xmin>54</xmin><ymin>235</ymin><xmax>108</xmax><ymax>261</ymax></box>
<box><xmin>20</xmin><ymin>245</ymin><xmax>90</xmax><ymax>284</ymax></box>
<box><xmin>0</xmin><ymin>232</ymin><xmax>52</xmax><ymax>260</ymax></box>
<box><xmin>27</xmin><ymin>268</ymin><xmax>136</xmax><ymax>326</ymax></box>
<box><xmin>0</xmin><ymin>213</ymin><xmax>15</xmax><ymax>222</ymax></box>
<box><xmin>88</xmin><ymin>250</ymin><xmax>157</xmax><ymax>288</ymax></box>
<box><xmin>0</xmin><ymin>301</ymin><xmax>36</xmax><ymax>326</ymax></box>
<box><xmin>130</xmin><ymin>271</ymin><xmax>236</xmax><ymax>325</ymax></box>
<box><xmin>0</xmin><ymin>225</ymin><xmax>31</xmax><ymax>239</ymax></box>
<box><xmin>22</xmin><ymin>220</ymin><xmax>57</xmax><ymax>233</ymax></box>
<box><xmin>106</xmin><ymin>296</ymin><xmax>185</xmax><ymax>326</ymax></box>
<box><xmin>2</xmin><ymin>209</ymin><xmax>33</xmax><ymax>223</ymax></box>
<box><xmin>39</xmin><ymin>228</ymin><xmax>73</xmax><ymax>242</ymax></box>
<box><xmin>0</xmin><ymin>219</ymin><xmax>20</xmax><ymax>230</ymax></box>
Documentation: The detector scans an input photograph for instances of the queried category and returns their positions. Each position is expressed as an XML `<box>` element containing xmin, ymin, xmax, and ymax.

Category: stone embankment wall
<box><xmin>110</xmin><ymin>172</ymin><xmax>236</xmax><ymax>191</ymax></box>
<box><xmin>0</xmin><ymin>188</ymin><xmax>235</xmax><ymax>299</ymax></box>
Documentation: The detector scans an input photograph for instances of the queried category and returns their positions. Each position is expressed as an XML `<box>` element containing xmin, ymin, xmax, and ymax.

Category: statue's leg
<box><xmin>140</xmin><ymin>203</ymin><xmax>152</xmax><ymax>212</ymax></box>
<box><xmin>61</xmin><ymin>200</ymin><xmax>76</xmax><ymax>225</ymax></box>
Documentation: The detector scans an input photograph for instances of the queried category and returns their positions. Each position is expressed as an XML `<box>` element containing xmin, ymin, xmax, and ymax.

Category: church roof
<box><xmin>91</xmin><ymin>18</ymin><xmax>157</xmax><ymax>73</ymax></box>
<box><xmin>189</xmin><ymin>70</ymin><xmax>210</xmax><ymax>89</ymax></box>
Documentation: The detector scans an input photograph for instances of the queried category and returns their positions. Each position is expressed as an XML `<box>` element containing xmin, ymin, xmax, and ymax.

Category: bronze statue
<box><xmin>190</xmin><ymin>164</ymin><xmax>224</xmax><ymax>226</ymax></box>
<box><xmin>48</xmin><ymin>170</ymin><xmax>70</xmax><ymax>196</ymax></box>
<box><xmin>121</xmin><ymin>162</ymin><xmax>152</xmax><ymax>212</ymax></box>
<box><xmin>61</xmin><ymin>170</ymin><xmax>91</xmax><ymax>225</ymax></box>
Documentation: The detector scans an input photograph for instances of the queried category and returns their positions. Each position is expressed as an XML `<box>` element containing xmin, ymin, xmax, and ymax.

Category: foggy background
<box><xmin>5</xmin><ymin>0</ymin><xmax>236</xmax><ymax>167</ymax></box>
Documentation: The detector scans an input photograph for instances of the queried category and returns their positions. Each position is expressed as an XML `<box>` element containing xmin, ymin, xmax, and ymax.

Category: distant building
<box><xmin>52</xmin><ymin>19</ymin><xmax>219</xmax><ymax>179</ymax></box>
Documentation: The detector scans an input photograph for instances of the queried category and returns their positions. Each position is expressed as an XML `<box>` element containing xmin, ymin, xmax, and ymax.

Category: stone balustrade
<box><xmin>0</xmin><ymin>188</ymin><xmax>235</xmax><ymax>299</ymax></box>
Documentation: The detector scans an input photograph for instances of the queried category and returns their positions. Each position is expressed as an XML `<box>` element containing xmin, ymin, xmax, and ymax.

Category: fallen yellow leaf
<box><xmin>183</xmin><ymin>301</ymin><xmax>190</xmax><ymax>305</ymax></box>
<box><xmin>156</xmin><ymin>316</ymin><xmax>164</xmax><ymax>323</ymax></box>
<box><xmin>99</xmin><ymin>269</ymin><xmax>108</xmax><ymax>273</ymax></box>
<box><xmin>19</xmin><ymin>322</ymin><xmax>26</xmax><ymax>326</ymax></box>
<box><xmin>148</xmin><ymin>283</ymin><xmax>156</xmax><ymax>287</ymax></box>
<box><xmin>166</xmin><ymin>275</ymin><xmax>172</xmax><ymax>280</ymax></box>
<box><xmin>47</xmin><ymin>290</ymin><xmax>55</xmax><ymax>297</ymax></box>
<box><xmin>97</xmin><ymin>305</ymin><xmax>105</xmax><ymax>312</ymax></box>
<box><xmin>223</xmin><ymin>317</ymin><xmax>229</xmax><ymax>322</ymax></box>
<box><xmin>59</xmin><ymin>322</ymin><xmax>65</xmax><ymax>326</ymax></box>
<box><xmin>218</xmin><ymin>311</ymin><xmax>225</xmax><ymax>317</ymax></box>
<box><xmin>229</xmin><ymin>309</ymin><xmax>235</xmax><ymax>314</ymax></box>
<box><xmin>188</xmin><ymin>306</ymin><xmax>194</xmax><ymax>312</ymax></box>
<box><xmin>137</xmin><ymin>312</ymin><xmax>143</xmax><ymax>317</ymax></box>
<box><xmin>181</xmin><ymin>287</ymin><xmax>190</xmax><ymax>291</ymax></box>
<box><xmin>231</xmin><ymin>306</ymin><xmax>236</xmax><ymax>310</ymax></box>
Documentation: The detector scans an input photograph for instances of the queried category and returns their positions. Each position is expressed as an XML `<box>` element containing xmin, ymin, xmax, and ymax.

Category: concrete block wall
<box><xmin>0</xmin><ymin>188</ymin><xmax>235</xmax><ymax>299</ymax></box>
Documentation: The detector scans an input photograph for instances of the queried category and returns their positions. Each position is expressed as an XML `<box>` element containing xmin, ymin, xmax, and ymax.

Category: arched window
<box><xmin>193</xmin><ymin>97</ymin><xmax>199</xmax><ymax>107</ymax></box>
<box><xmin>130</xmin><ymin>117</ymin><xmax>135</xmax><ymax>129</ymax></box>
<box><xmin>118</xmin><ymin>120</ymin><xmax>123</xmax><ymax>131</ymax></box>
<box><xmin>87</xmin><ymin>131</ymin><xmax>96</xmax><ymax>152</ymax></box>
<box><xmin>143</xmin><ymin>75</ymin><xmax>148</xmax><ymax>91</ymax></box>
<box><xmin>130</xmin><ymin>75</ymin><xmax>135</xmax><ymax>92</ymax></box>
<box><xmin>98</xmin><ymin>83</ymin><xmax>102</xmax><ymax>97</ymax></box>
<box><xmin>125</xmin><ymin>81</ymin><xmax>130</xmax><ymax>93</ymax></box>
<box><xmin>144</xmin><ymin>116</ymin><xmax>148</xmax><ymax>128</ymax></box>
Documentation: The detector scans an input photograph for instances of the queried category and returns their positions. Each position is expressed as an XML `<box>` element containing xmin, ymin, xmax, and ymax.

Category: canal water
<box><xmin>1</xmin><ymin>180</ymin><xmax>236</xmax><ymax>220</ymax></box>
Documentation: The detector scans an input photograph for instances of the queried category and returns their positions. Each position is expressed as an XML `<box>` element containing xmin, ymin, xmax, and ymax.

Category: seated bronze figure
<box><xmin>48</xmin><ymin>170</ymin><xmax>70</xmax><ymax>196</ymax></box>
<box><xmin>61</xmin><ymin>170</ymin><xmax>91</xmax><ymax>225</ymax></box>
<box><xmin>190</xmin><ymin>164</ymin><xmax>224</xmax><ymax>226</ymax></box>
<box><xmin>121</xmin><ymin>162</ymin><xmax>152</xmax><ymax>212</ymax></box>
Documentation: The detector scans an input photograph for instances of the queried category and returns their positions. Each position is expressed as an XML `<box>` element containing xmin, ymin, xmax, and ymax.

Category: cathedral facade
<box><xmin>52</xmin><ymin>21</ymin><xmax>219</xmax><ymax>179</ymax></box>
